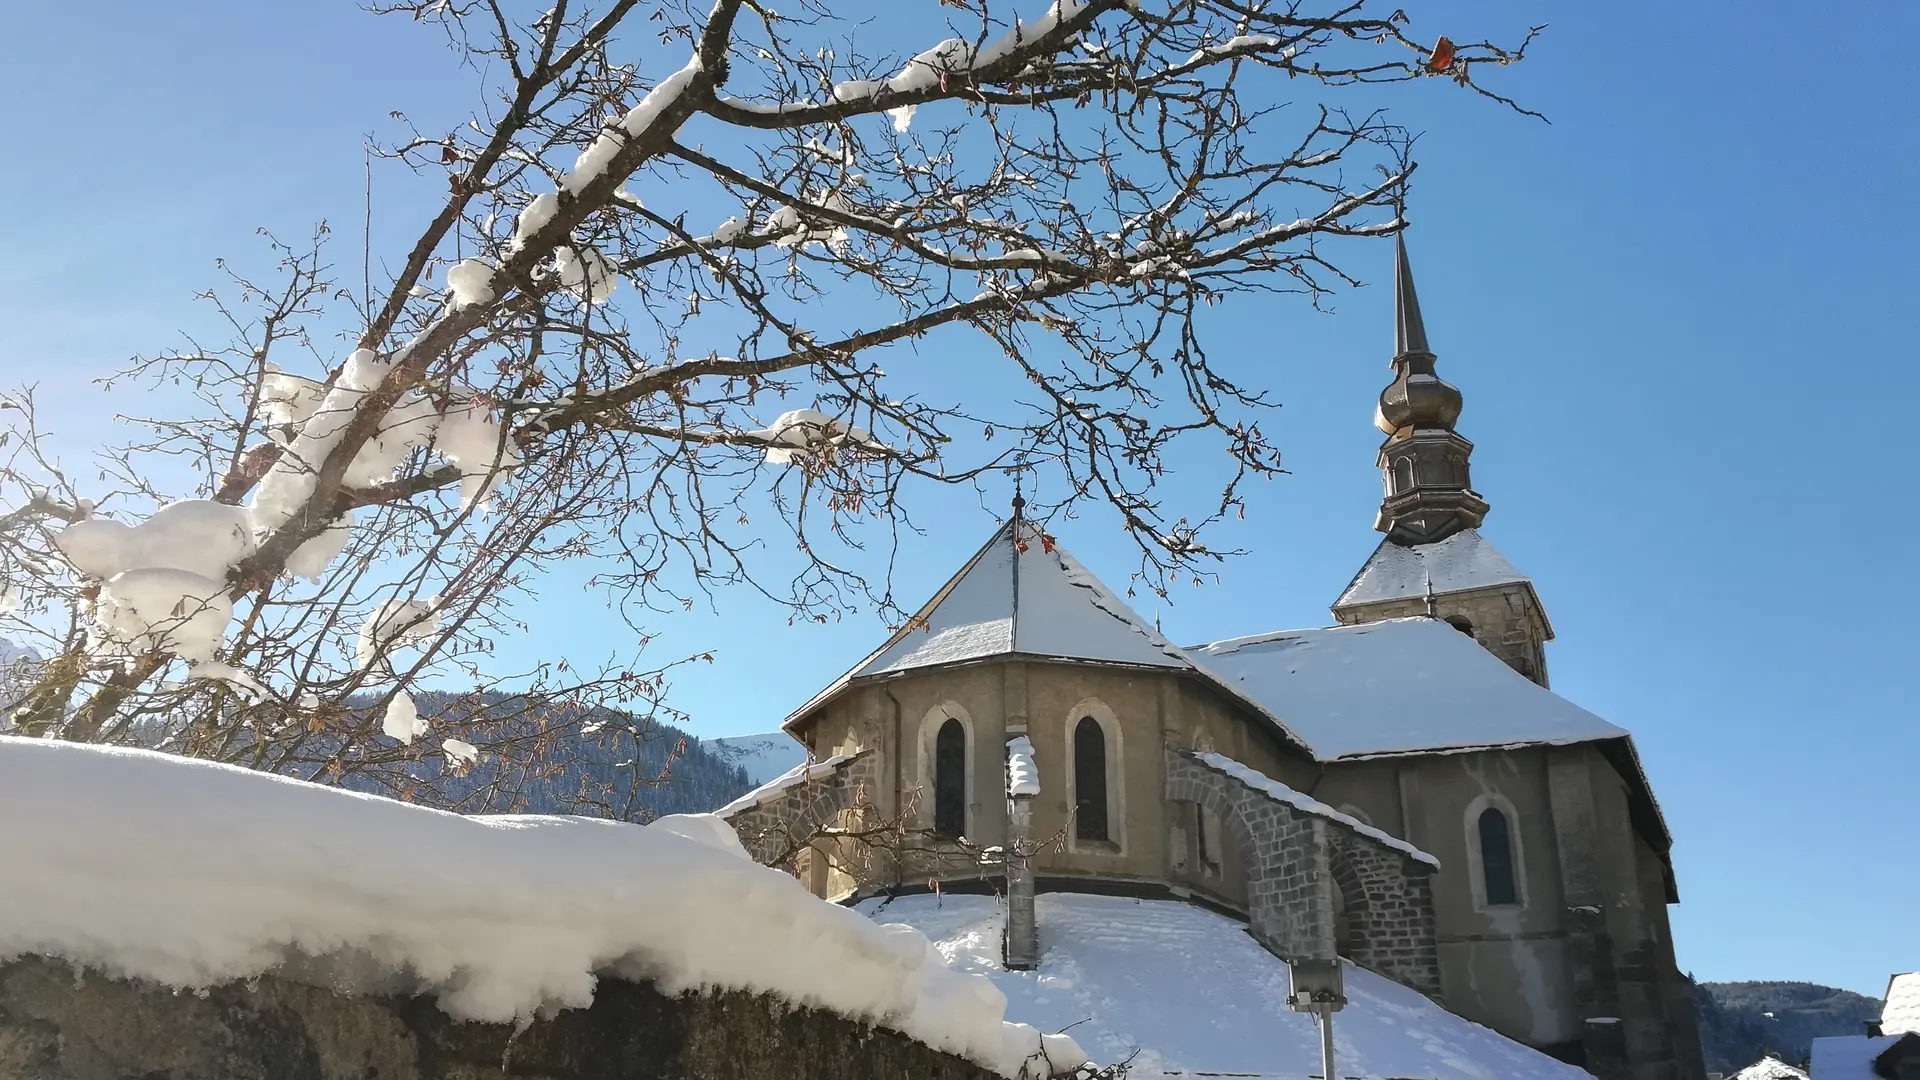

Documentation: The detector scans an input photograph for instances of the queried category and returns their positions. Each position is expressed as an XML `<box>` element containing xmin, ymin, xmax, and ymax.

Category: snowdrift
<box><xmin>860</xmin><ymin>892</ymin><xmax>1593</xmax><ymax>1080</ymax></box>
<box><xmin>0</xmin><ymin>736</ymin><xmax>1080</xmax><ymax>1078</ymax></box>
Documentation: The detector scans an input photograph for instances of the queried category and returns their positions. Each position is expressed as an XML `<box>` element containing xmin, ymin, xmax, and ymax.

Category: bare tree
<box><xmin>0</xmin><ymin>0</ymin><xmax>1535</xmax><ymax>809</ymax></box>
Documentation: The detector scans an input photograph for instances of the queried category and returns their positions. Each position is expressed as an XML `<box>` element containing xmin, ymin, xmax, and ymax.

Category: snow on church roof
<box><xmin>788</xmin><ymin>522</ymin><xmax>1309</xmax><ymax>750</ymax></box>
<box><xmin>857</xmin><ymin>520</ymin><xmax>1192</xmax><ymax>676</ymax></box>
<box><xmin>1334</xmin><ymin>528</ymin><xmax>1533</xmax><ymax>610</ymax></box>
<box><xmin>1188</xmin><ymin>617</ymin><xmax>1626</xmax><ymax>760</ymax></box>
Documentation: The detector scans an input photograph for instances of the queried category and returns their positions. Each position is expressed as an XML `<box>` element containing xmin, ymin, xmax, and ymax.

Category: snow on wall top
<box><xmin>1334</xmin><ymin>529</ymin><xmax>1530</xmax><ymax>609</ymax></box>
<box><xmin>1192</xmin><ymin>752</ymin><xmax>1437</xmax><ymax>867</ymax></box>
<box><xmin>1006</xmin><ymin>737</ymin><xmax>1039</xmax><ymax>798</ymax></box>
<box><xmin>857</xmin><ymin>891</ymin><xmax>1592</xmax><ymax>1080</ymax></box>
<box><xmin>1188</xmin><ymin>618</ymin><xmax>1627</xmax><ymax>759</ymax></box>
<box><xmin>0</xmin><ymin>736</ymin><xmax>1077</xmax><ymax>1078</ymax></box>
<box><xmin>715</xmin><ymin>753</ymin><xmax>855</xmax><ymax>818</ymax></box>
<box><xmin>1884</xmin><ymin>972</ymin><xmax>1920</xmax><ymax>1036</ymax></box>
<box><xmin>1810</xmin><ymin>1035</ymin><xmax>1901</xmax><ymax>1080</ymax></box>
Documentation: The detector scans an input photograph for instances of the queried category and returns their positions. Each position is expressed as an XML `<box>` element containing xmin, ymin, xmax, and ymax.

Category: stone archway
<box><xmin>1163</xmin><ymin>750</ymin><xmax>1338</xmax><ymax>962</ymax></box>
<box><xmin>720</xmin><ymin>751</ymin><xmax>879</xmax><ymax>882</ymax></box>
<box><xmin>1329</xmin><ymin>841</ymin><xmax>1370</xmax><ymax>959</ymax></box>
<box><xmin>1163</xmin><ymin>750</ymin><xmax>1442</xmax><ymax>998</ymax></box>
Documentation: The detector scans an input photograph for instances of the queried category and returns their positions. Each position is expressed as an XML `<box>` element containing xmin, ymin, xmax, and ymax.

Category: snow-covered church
<box><xmin>719</xmin><ymin>238</ymin><xmax>1706</xmax><ymax>1080</ymax></box>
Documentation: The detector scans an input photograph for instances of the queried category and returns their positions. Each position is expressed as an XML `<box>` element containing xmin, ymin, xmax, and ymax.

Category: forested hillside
<box><xmin>1693</xmin><ymin>978</ymin><xmax>1881</xmax><ymax>1073</ymax></box>
<box><xmin>344</xmin><ymin>691</ymin><xmax>757</xmax><ymax>821</ymax></box>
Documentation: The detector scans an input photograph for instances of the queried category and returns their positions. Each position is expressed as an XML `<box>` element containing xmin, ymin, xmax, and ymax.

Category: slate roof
<box><xmin>1187</xmin><ymin>618</ymin><xmax>1626</xmax><ymax>760</ymax></box>
<box><xmin>784</xmin><ymin>520</ymin><xmax>1308</xmax><ymax>751</ymax></box>
<box><xmin>853</xmin><ymin>519</ymin><xmax>1192</xmax><ymax>677</ymax></box>
<box><xmin>1334</xmin><ymin>530</ymin><xmax>1547</xmax><ymax>633</ymax></box>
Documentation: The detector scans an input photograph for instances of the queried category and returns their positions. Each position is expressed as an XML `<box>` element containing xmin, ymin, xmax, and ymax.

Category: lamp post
<box><xmin>1286</xmin><ymin>959</ymin><xmax>1347</xmax><ymax>1080</ymax></box>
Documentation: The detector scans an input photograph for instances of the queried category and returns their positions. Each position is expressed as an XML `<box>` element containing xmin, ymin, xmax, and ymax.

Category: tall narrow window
<box><xmin>1074</xmin><ymin>716</ymin><xmax>1109</xmax><ymax>842</ymax></box>
<box><xmin>934</xmin><ymin>719</ymin><xmax>966</xmax><ymax>837</ymax></box>
<box><xmin>1478</xmin><ymin>807</ymin><xmax>1519</xmax><ymax>905</ymax></box>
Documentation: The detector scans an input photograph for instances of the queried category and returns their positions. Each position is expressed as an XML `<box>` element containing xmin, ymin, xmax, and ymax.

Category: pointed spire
<box><xmin>1369</xmin><ymin>227</ymin><xmax>1488</xmax><ymax>546</ymax></box>
<box><xmin>1394</xmin><ymin>233</ymin><xmax>1431</xmax><ymax>358</ymax></box>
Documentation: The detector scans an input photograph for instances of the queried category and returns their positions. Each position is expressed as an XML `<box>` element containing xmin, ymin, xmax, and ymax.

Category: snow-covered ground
<box><xmin>0</xmin><ymin>736</ymin><xmax>1080</xmax><ymax>1078</ymax></box>
<box><xmin>858</xmin><ymin>892</ymin><xmax>1594</xmax><ymax>1080</ymax></box>
<box><xmin>707</xmin><ymin>731</ymin><xmax>809</xmax><ymax>784</ymax></box>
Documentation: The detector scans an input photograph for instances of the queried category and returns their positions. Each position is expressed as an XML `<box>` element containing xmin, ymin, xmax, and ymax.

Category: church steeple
<box><xmin>1371</xmin><ymin>234</ymin><xmax>1489</xmax><ymax>546</ymax></box>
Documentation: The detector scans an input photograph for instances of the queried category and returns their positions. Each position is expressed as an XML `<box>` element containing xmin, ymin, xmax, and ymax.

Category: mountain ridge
<box><xmin>1693</xmin><ymin>978</ymin><xmax>1882</xmax><ymax>1073</ymax></box>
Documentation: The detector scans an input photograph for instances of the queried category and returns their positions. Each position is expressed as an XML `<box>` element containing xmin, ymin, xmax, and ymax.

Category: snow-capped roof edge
<box><xmin>781</xmin><ymin>523</ymin><xmax>1315</xmax><ymax>759</ymax></box>
<box><xmin>1331</xmin><ymin>535</ymin><xmax>1555</xmax><ymax>641</ymax></box>
<box><xmin>782</xmin><ymin>521</ymin><xmax>1017</xmax><ymax>731</ymax></box>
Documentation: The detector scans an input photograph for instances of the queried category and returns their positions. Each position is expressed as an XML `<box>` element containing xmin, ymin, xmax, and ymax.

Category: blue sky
<box><xmin>2</xmin><ymin>1</ymin><xmax>1914</xmax><ymax>997</ymax></box>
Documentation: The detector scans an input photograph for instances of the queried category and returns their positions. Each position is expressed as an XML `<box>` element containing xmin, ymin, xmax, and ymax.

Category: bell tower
<box><xmin>1333</xmin><ymin>232</ymin><xmax>1553</xmax><ymax>687</ymax></box>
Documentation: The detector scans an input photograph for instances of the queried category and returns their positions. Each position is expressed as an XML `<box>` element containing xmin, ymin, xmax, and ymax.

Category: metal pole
<box><xmin>1319</xmin><ymin>1012</ymin><xmax>1336</xmax><ymax>1080</ymax></box>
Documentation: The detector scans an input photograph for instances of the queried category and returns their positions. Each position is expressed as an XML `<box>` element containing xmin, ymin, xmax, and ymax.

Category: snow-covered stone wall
<box><xmin>720</xmin><ymin>749</ymin><xmax>881</xmax><ymax>872</ymax></box>
<box><xmin>1163</xmin><ymin>750</ymin><xmax>1440</xmax><ymax>994</ymax></box>
<box><xmin>0</xmin><ymin>956</ymin><xmax>1009</xmax><ymax>1080</ymax></box>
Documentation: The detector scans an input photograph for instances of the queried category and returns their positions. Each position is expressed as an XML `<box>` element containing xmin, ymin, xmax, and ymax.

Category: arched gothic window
<box><xmin>1074</xmin><ymin>716</ymin><xmax>1109</xmax><ymax>841</ymax></box>
<box><xmin>1477</xmin><ymin>806</ymin><xmax>1519</xmax><ymax>905</ymax></box>
<box><xmin>934</xmin><ymin>718</ymin><xmax>967</xmax><ymax>837</ymax></box>
<box><xmin>1392</xmin><ymin>458</ymin><xmax>1414</xmax><ymax>493</ymax></box>
<box><xmin>1445</xmin><ymin>615</ymin><xmax>1475</xmax><ymax>636</ymax></box>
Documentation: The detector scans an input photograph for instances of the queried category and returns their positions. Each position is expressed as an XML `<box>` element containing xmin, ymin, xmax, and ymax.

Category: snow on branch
<box><xmin>0</xmin><ymin>0</ymin><xmax>1537</xmax><ymax>811</ymax></box>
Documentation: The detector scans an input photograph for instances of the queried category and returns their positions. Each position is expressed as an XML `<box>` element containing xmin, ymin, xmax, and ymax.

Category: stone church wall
<box><xmin>0</xmin><ymin>957</ymin><xmax>1005</xmax><ymax>1080</ymax></box>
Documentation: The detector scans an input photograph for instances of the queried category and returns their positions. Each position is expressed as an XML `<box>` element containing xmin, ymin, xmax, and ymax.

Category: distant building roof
<box><xmin>1334</xmin><ymin>530</ymin><xmax>1543</xmax><ymax>624</ymax></box>
<box><xmin>1733</xmin><ymin>1055</ymin><xmax>1809</xmax><ymax>1080</ymax></box>
<box><xmin>1188</xmin><ymin>617</ymin><xmax>1626</xmax><ymax>760</ymax></box>
<box><xmin>1812</xmin><ymin>1033</ymin><xmax>1906</xmax><ymax>1080</ymax></box>
<box><xmin>1884</xmin><ymin>973</ymin><xmax>1920</xmax><ymax>1036</ymax></box>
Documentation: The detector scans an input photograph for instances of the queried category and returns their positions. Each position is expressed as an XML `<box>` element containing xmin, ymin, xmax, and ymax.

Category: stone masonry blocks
<box><xmin>723</xmin><ymin>751</ymin><xmax>877</xmax><ymax>872</ymax></box>
<box><xmin>1164</xmin><ymin>750</ymin><xmax>1441</xmax><ymax>1000</ymax></box>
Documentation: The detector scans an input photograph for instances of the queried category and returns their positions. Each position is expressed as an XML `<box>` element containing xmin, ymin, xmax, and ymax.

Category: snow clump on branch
<box><xmin>55</xmin><ymin>501</ymin><xmax>257</xmax><ymax>668</ymax></box>
<box><xmin>555</xmin><ymin>244</ymin><xmax>617</xmax><ymax>304</ymax></box>
<box><xmin>383</xmin><ymin>690</ymin><xmax>428</xmax><ymax>744</ymax></box>
<box><xmin>743</xmin><ymin>409</ymin><xmax>885</xmax><ymax>464</ymax></box>
<box><xmin>444</xmin><ymin>260</ymin><xmax>497</xmax><ymax>307</ymax></box>
<box><xmin>358</xmin><ymin>597</ymin><xmax>440</xmax><ymax>673</ymax></box>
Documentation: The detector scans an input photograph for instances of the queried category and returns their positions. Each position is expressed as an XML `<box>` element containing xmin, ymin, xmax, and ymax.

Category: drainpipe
<box><xmin>884</xmin><ymin>684</ymin><xmax>905</xmax><ymax>888</ymax></box>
